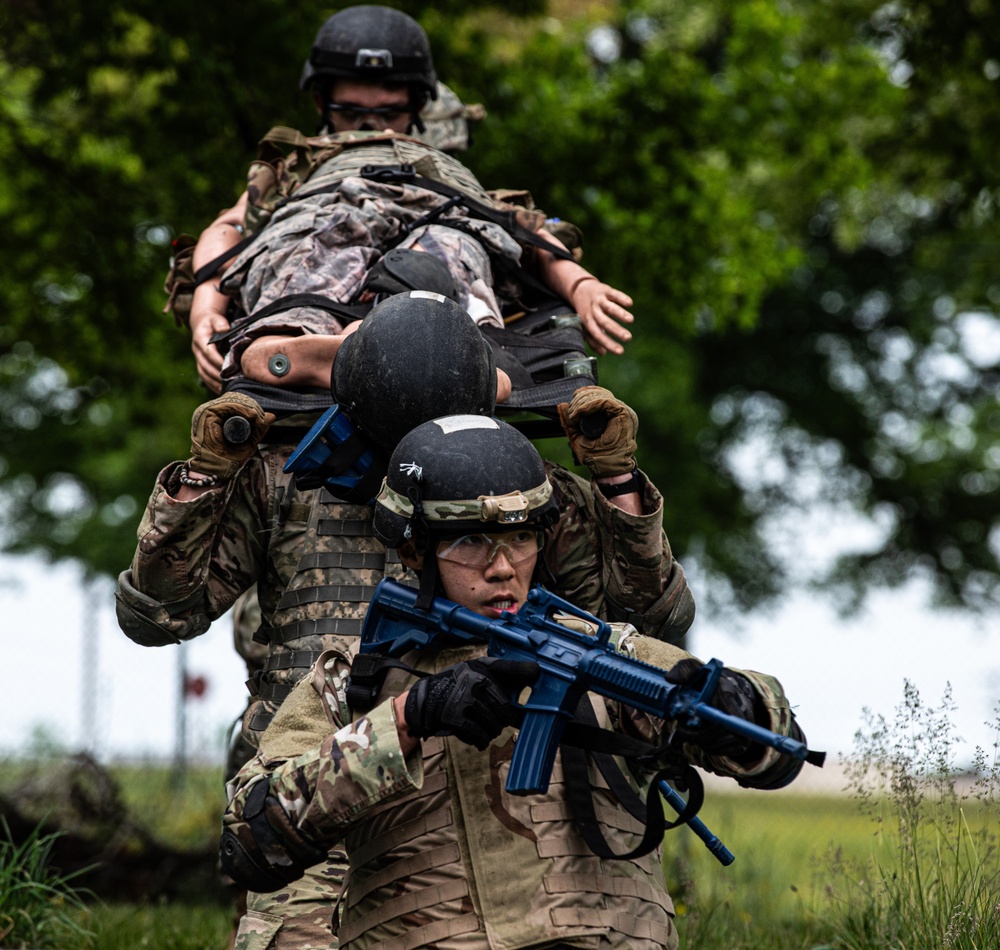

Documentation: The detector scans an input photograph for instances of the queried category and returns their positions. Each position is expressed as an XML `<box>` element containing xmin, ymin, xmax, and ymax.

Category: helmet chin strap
<box><xmin>415</xmin><ymin>556</ymin><xmax>439</xmax><ymax>610</ymax></box>
<box><xmin>406</xmin><ymin>484</ymin><xmax>439</xmax><ymax>610</ymax></box>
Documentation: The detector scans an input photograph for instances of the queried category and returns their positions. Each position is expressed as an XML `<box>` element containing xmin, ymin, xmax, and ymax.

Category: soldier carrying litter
<box><xmin>220</xmin><ymin>416</ymin><xmax>813</xmax><ymax>950</ymax></box>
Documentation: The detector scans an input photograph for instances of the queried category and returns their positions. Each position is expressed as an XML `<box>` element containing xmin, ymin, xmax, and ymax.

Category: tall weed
<box><xmin>0</xmin><ymin>818</ymin><xmax>93</xmax><ymax>949</ymax></box>
<box><xmin>831</xmin><ymin>683</ymin><xmax>1000</xmax><ymax>949</ymax></box>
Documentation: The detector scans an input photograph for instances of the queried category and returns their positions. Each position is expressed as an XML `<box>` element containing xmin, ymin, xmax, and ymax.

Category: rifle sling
<box><xmin>561</xmin><ymin>700</ymin><xmax>705</xmax><ymax>860</ymax></box>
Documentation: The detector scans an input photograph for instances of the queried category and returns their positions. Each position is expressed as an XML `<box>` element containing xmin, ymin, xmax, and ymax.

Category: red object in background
<box><xmin>184</xmin><ymin>673</ymin><xmax>209</xmax><ymax>700</ymax></box>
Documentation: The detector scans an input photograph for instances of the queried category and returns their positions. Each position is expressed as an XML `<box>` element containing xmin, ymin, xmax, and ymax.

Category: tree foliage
<box><xmin>1</xmin><ymin>0</ymin><xmax>997</xmax><ymax>614</ymax></box>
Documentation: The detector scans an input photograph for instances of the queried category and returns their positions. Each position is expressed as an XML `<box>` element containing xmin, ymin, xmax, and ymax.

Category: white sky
<box><xmin>0</xmin><ymin>551</ymin><xmax>996</xmax><ymax>772</ymax></box>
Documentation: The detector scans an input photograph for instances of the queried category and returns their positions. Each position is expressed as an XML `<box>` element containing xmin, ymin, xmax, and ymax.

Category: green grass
<box><xmin>0</xmin><ymin>818</ymin><xmax>94</xmax><ymax>949</ymax></box>
<box><xmin>665</xmin><ymin>791</ymin><xmax>865</xmax><ymax>949</ymax></box>
<box><xmin>4</xmin><ymin>784</ymin><xmax>997</xmax><ymax>949</ymax></box>
<box><xmin>3</xmin><ymin>685</ymin><xmax>997</xmax><ymax>949</ymax></box>
<box><xmin>75</xmin><ymin>901</ymin><xmax>232</xmax><ymax>950</ymax></box>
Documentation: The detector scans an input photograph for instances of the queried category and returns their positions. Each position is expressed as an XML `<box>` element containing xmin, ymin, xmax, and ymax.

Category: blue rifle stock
<box><xmin>360</xmin><ymin>578</ymin><xmax>823</xmax><ymax>865</ymax></box>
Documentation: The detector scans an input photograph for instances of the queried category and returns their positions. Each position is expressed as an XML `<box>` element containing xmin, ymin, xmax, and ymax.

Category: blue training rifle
<box><xmin>359</xmin><ymin>578</ymin><xmax>825</xmax><ymax>865</ymax></box>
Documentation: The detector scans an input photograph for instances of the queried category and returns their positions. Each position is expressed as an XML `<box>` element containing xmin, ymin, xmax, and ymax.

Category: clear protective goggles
<box><xmin>325</xmin><ymin>101</ymin><xmax>409</xmax><ymax>125</ymax></box>
<box><xmin>436</xmin><ymin>530</ymin><xmax>542</xmax><ymax>569</ymax></box>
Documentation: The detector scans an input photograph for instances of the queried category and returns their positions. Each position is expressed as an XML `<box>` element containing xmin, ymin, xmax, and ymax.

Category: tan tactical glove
<box><xmin>189</xmin><ymin>393</ymin><xmax>275</xmax><ymax>480</ymax></box>
<box><xmin>557</xmin><ymin>386</ymin><xmax>637</xmax><ymax>477</ymax></box>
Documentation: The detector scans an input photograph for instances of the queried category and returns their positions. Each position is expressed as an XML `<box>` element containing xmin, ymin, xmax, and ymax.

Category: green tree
<box><xmin>464</xmin><ymin>0</ymin><xmax>1000</xmax><ymax>611</ymax></box>
<box><xmin>1</xmin><ymin>0</ymin><xmax>997</xmax><ymax>615</ymax></box>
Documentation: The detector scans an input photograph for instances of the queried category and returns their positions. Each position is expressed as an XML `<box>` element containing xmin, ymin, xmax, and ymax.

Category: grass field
<box><xmin>5</xmin><ymin>684</ymin><xmax>998</xmax><ymax>948</ymax></box>
<box><xmin>65</xmin><ymin>780</ymin><xmax>996</xmax><ymax>950</ymax></box>
<box><xmin>72</xmin><ymin>787</ymin><xmax>873</xmax><ymax>949</ymax></box>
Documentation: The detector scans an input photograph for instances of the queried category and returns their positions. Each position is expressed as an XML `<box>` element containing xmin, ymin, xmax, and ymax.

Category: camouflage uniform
<box><xmin>222</xmin><ymin>631</ymin><xmax>804</xmax><ymax>950</ymax></box>
<box><xmin>116</xmin><ymin>451</ymin><xmax>693</xmax><ymax>949</ymax></box>
<box><xmin>217</xmin><ymin>131</ymin><xmax>531</xmax><ymax>382</ymax></box>
<box><xmin>227</xmin><ymin>586</ymin><xmax>268</xmax><ymax>783</ymax></box>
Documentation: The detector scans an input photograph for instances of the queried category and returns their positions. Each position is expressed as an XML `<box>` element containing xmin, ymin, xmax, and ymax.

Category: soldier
<box><xmin>219</xmin><ymin>415</ymin><xmax>808</xmax><ymax>950</ymax></box>
<box><xmin>117</xmin><ymin>293</ymin><xmax>692</xmax><ymax>949</ymax></box>
<box><xmin>186</xmin><ymin>4</ymin><xmax>635</xmax><ymax>395</ymax></box>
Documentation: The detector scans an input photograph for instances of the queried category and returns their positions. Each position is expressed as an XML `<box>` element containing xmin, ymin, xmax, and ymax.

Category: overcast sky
<box><xmin>1</xmin><ymin>550</ymin><xmax>996</xmax><ymax>774</ymax></box>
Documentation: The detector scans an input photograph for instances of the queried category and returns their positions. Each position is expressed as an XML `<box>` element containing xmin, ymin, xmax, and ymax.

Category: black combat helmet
<box><xmin>300</xmin><ymin>5</ymin><xmax>438</xmax><ymax>108</ymax></box>
<box><xmin>373</xmin><ymin>414</ymin><xmax>558</xmax><ymax>549</ymax></box>
<box><xmin>332</xmin><ymin>291</ymin><xmax>497</xmax><ymax>451</ymax></box>
<box><xmin>373</xmin><ymin>414</ymin><xmax>559</xmax><ymax>603</ymax></box>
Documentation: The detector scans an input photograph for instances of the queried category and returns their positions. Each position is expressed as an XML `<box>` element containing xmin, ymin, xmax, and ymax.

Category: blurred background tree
<box><xmin>1</xmin><ymin>0</ymin><xmax>997</xmax><ymax>615</ymax></box>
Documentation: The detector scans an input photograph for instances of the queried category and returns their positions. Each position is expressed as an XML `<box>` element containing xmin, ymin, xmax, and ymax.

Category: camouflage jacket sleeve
<box><xmin>114</xmin><ymin>454</ymin><xmax>271</xmax><ymax>646</ymax></box>
<box><xmin>614</xmin><ymin>631</ymin><xmax>805</xmax><ymax>791</ymax></box>
<box><xmin>544</xmin><ymin>463</ymin><xmax>695</xmax><ymax>646</ymax></box>
<box><xmin>222</xmin><ymin>650</ymin><xmax>423</xmax><ymax>889</ymax></box>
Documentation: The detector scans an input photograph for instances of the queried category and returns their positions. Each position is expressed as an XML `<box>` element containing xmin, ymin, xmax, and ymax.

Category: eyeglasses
<box><xmin>437</xmin><ymin>531</ymin><xmax>542</xmax><ymax>569</ymax></box>
<box><xmin>325</xmin><ymin>101</ymin><xmax>409</xmax><ymax>123</ymax></box>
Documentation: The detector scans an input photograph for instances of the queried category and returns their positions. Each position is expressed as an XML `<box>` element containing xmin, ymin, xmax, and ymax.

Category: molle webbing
<box><xmin>349</xmin><ymin>799</ymin><xmax>452</xmax><ymax>870</ymax></box>
<box><xmin>341</xmin><ymin>770</ymin><xmax>477</xmax><ymax>950</ymax></box>
<box><xmin>276</xmin><ymin>584</ymin><xmax>379</xmax><ymax>610</ymax></box>
<box><xmin>545</xmin><ymin>872</ymin><xmax>674</xmax><ymax>914</ymax></box>
<box><xmin>317</xmin><ymin>518</ymin><xmax>375</xmax><ymax>537</ymax></box>
<box><xmin>347</xmin><ymin>842</ymin><xmax>460</xmax><ymax>908</ymax></box>
<box><xmin>529</xmin><ymin>800</ymin><xmax>646</xmax><ymax>833</ymax></box>
<box><xmin>534</xmin><ymin>833</ymin><xmax>655</xmax><ymax>870</ymax></box>
<box><xmin>254</xmin><ymin>616</ymin><xmax>365</xmax><ymax>645</ymax></box>
<box><xmin>549</xmin><ymin>909</ymin><xmax>672</xmax><ymax>943</ymax></box>
<box><xmin>345</xmin><ymin>767</ymin><xmax>451</xmax><ymax>906</ymax></box>
<box><xmin>262</xmin><ymin>650</ymin><xmax>324</xmax><ymax>672</ymax></box>
<box><xmin>339</xmin><ymin>887</ymin><xmax>479</xmax><ymax>950</ymax></box>
<box><xmin>296</xmin><ymin>551</ymin><xmax>392</xmax><ymax>571</ymax></box>
<box><xmin>253</xmin><ymin>682</ymin><xmax>293</xmax><ymax>703</ymax></box>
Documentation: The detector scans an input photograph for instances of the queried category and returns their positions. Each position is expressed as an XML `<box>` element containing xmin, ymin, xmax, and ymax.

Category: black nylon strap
<box><xmin>224</xmin><ymin>379</ymin><xmax>335</xmax><ymax>415</ymax></box>
<box><xmin>560</xmin><ymin>742</ymin><xmax>662</xmax><ymax>860</ymax></box>
<box><xmin>238</xmin><ymin>293</ymin><xmax>368</xmax><ymax>326</ymax></box>
<box><xmin>357</xmin><ymin>166</ymin><xmax>578</xmax><ymax>263</ymax></box>
<box><xmin>254</xmin><ymin>682</ymin><xmax>293</xmax><ymax>703</ymax></box>
<box><xmin>560</xmin><ymin>719</ymin><xmax>659</xmax><ymax>760</ymax></box>
<box><xmin>249</xmin><ymin>709</ymin><xmax>276</xmax><ymax>732</ymax></box>
<box><xmin>211</xmin><ymin>293</ymin><xmax>369</xmax><ymax>354</ymax></box>
<box><xmin>192</xmin><ymin>234</ymin><xmax>256</xmax><ymax>286</ymax></box>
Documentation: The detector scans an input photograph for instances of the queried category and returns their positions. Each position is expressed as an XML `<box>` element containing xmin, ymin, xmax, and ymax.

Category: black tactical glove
<box><xmin>668</xmin><ymin>658</ymin><xmax>764</xmax><ymax>763</ymax></box>
<box><xmin>557</xmin><ymin>385</ymin><xmax>638</xmax><ymax>477</ymax></box>
<box><xmin>404</xmin><ymin>657</ymin><xmax>538</xmax><ymax>751</ymax></box>
<box><xmin>189</xmin><ymin>392</ymin><xmax>275</xmax><ymax>480</ymax></box>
